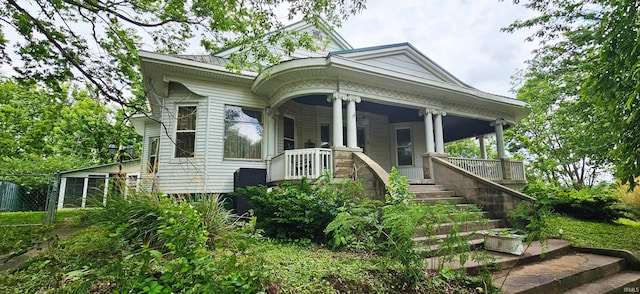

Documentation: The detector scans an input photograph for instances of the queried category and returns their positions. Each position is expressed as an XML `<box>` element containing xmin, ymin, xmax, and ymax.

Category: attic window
<box><xmin>312</xmin><ymin>30</ymin><xmax>323</xmax><ymax>40</ymax></box>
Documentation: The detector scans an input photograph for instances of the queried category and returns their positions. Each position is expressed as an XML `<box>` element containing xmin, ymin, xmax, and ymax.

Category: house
<box><xmin>130</xmin><ymin>20</ymin><xmax>531</xmax><ymax>215</ymax></box>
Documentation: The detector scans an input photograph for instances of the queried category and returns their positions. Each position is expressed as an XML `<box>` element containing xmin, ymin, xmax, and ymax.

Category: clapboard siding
<box><xmin>364</xmin><ymin>113</ymin><xmax>391</xmax><ymax>170</ymax></box>
<box><xmin>358</xmin><ymin>54</ymin><xmax>442</xmax><ymax>82</ymax></box>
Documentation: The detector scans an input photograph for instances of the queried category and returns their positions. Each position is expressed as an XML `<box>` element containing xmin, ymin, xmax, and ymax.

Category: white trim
<box><xmin>174</xmin><ymin>104</ymin><xmax>199</xmax><ymax>159</ymax></box>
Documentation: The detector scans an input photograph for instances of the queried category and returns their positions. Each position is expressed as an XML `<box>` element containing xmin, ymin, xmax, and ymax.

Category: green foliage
<box><xmin>191</xmin><ymin>194</ymin><xmax>236</xmax><ymax>249</ymax></box>
<box><xmin>0</xmin><ymin>0</ymin><xmax>365</xmax><ymax>107</ymax></box>
<box><xmin>507</xmin><ymin>201</ymin><xmax>552</xmax><ymax>242</ymax></box>
<box><xmin>445</xmin><ymin>137</ymin><xmax>498</xmax><ymax>159</ymax></box>
<box><xmin>326</xmin><ymin>168</ymin><xmax>492</xmax><ymax>287</ymax></box>
<box><xmin>245</xmin><ymin>175</ymin><xmax>363</xmax><ymax>243</ymax></box>
<box><xmin>506</xmin><ymin>0</ymin><xmax>640</xmax><ymax>188</ymax></box>
<box><xmin>523</xmin><ymin>180</ymin><xmax>623</xmax><ymax>223</ymax></box>
<box><xmin>505</xmin><ymin>69</ymin><xmax>613</xmax><ymax>189</ymax></box>
<box><xmin>0</xmin><ymin>79</ymin><xmax>141</xmax><ymax>177</ymax></box>
<box><xmin>546</xmin><ymin>216</ymin><xmax>640</xmax><ymax>258</ymax></box>
<box><xmin>613</xmin><ymin>179</ymin><xmax>640</xmax><ymax>220</ymax></box>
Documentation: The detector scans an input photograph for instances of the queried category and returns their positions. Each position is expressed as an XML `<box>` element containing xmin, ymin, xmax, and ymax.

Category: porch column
<box><xmin>493</xmin><ymin>119</ymin><xmax>507</xmax><ymax>159</ymax></box>
<box><xmin>265</xmin><ymin>107</ymin><xmax>279</xmax><ymax>158</ymax></box>
<box><xmin>420</xmin><ymin>109</ymin><xmax>435</xmax><ymax>153</ymax></box>
<box><xmin>329</xmin><ymin>92</ymin><xmax>346</xmax><ymax>148</ymax></box>
<box><xmin>346</xmin><ymin>95</ymin><xmax>361</xmax><ymax>148</ymax></box>
<box><xmin>434</xmin><ymin>111</ymin><xmax>446</xmax><ymax>153</ymax></box>
<box><xmin>477</xmin><ymin>135</ymin><xmax>487</xmax><ymax>159</ymax></box>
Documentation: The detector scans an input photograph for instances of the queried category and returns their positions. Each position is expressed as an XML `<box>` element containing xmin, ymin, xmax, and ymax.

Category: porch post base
<box><xmin>500</xmin><ymin>158</ymin><xmax>512</xmax><ymax>180</ymax></box>
<box><xmin>422</xmin><ymin>152</ymin><xmax>449</xmax><ymax>180</ymax></box>
<box><xmin>332</xmin><ymin>147</ymin><xmax>362</xmax><ymax>179</ymax></box>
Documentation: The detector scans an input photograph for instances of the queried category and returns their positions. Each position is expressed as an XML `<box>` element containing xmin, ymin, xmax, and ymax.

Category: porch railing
<box><xmin>447</xmin><ymin>157</ymin><xmax>526</xmax><ymax>181</ymax></box>
<box><xmin>269</xmin><ymin>148</ymin><xmax>333</xmax><ymax>182</ymax></box>
<box><xmin>507</xmin><ymin>160</ymin><xmax>527</xmax><ymax>181</ymax></box>
<box><xmin>396</xmin><ymin>167</ymin><xmax>424</xmax><ymax>180</ymax></box>
<box><xmin>448</xmin><ymin>157</ymin><xmax>503</xmax><ymax>180</ymax></box>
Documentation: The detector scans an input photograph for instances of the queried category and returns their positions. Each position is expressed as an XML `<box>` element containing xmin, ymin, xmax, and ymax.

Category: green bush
<box><xmin>523</xmin><ymin>180</ymin><xmax>623</xmax><ymax>223</ymax></box>
<box><xmin>325</xmin><ymin>168</ymin><xmax>491</xmax><ymax>287</ymax></box>
<box><xmin>242</xmin><ymin>174</ymin><xmax>363</xmax><ymax>243</ymax></box>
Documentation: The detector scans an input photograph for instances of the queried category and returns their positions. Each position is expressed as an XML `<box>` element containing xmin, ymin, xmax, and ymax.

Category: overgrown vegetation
<box><xmin>237</xmin><ymin>174</ymin><xmax>362</xmax><ymax>243</ymax></box>
<box><xmin>0</xmin><ymin>171</ymin><xmax>495</xmax><ymax>293</ymax></box>
<box><xmin>522</xmin><ymin>180</ymin><xmax>623</xmax><ymax>223</ymax></box>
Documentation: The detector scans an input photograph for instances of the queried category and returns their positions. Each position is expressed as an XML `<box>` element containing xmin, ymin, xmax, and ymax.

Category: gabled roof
<box><xmin>214</xmin><ymin>18</ymin><xmax>353</xmax><ymax>59</ymax></box>
<box><xmin>330</xmin><ymin>42</ymin><xmax>471</xmax><ymax>89</ymax></box>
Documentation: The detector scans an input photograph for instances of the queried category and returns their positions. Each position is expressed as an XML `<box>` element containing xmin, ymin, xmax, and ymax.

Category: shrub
<box><xmin>326</xmin><ymin>168</ymin><xmax>491</xmax><ymax>286</ymax></box>
<box><xmin>523</xmin><ymin>180</ymin><xmax>623</xmax><ymax>223</ymax></box>
<box><xmin>243</xmin><ymin>174</ymin><xmax>363</xmax><ymax>242</ymax></box>
<box><xmin>614</xmin><ymin>179</ymin><xmax>640</xmax><ymax>220</ymax></box>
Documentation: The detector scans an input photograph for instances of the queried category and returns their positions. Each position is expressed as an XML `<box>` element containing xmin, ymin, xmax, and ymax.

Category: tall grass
<box><xmin>614</xmin><ymin>179</ymin><xmax>640</xmax><ymax>219</ymax></box>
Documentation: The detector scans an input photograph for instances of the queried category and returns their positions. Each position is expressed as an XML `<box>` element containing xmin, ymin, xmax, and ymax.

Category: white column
<box><xmin>103</xmin><ymin>174</ymin><xmax>109</xmax><ymax>206</ymax></box>
<box><xmin>265</xmin><ymin>107</ymin><xmax>278</xmax><ymax>157</ymax></box>
<box><xmin>81</xmin><ymin>177</ymin><xmax>89</xmax><ymax>208</ymax></box>
<box><xmin>57</xmin><ymin>177</ymin><xmax>67</xmax><ymax>210</ymax></box>
<box><xmin>346</xmin><ymin>95</ymin><xmax>361</xmax><ymax>148</ymax></box>
<box><xmin>494</xmin><ymin>120</ymin><xmax>507</xmax><ymax>159</ymax></box>
<box><xmin>421</xmin><ymin>109</ymin><xmax>435</xmax><ymax>153</ymax></box>
<box><xmin>434</xmin><ymin>111</ymin><xmax>446</xmax><ymax>153</ymax></box>
<box><xmin>329</xmin><ymin>93</ymin><xmax>346</xmax><ymax>148</ymax></box>
<box><xmin>478</xmin><ymin>135</ymin><xmax>487</xmax><ymax>159</ymax></box>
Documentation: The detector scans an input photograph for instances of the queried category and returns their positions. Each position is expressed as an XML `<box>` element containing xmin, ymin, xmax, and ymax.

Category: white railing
<box><xmin>448</xmin><ymin>157</ymin><xmax>503</xmax><ymax>180</ymax></box>
<box><xmin>396</xmin><ymin>167</ymin><xmax>424</xmax><ymax>180</ymax></box>
<box><xmin>269</xmin><ymin>148</ymin><xmax>333</xmax><ymax>182</ymax></box>
<box><xmin>508</xmin><ymin>161</ymin><xmax>526</xmax><ymax>181</ymax></box>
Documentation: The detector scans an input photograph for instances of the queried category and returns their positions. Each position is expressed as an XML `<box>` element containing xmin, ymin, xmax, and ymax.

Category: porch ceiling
<box><xmin>293</xmin><ymin>96</ymin><xmax>505</xmax><ymax>142</ymax></box>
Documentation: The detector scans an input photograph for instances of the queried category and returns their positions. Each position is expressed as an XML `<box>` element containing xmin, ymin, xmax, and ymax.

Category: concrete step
<box><xmin>493</xmin><ymin>252</ymin><xmax>625</xmax><ymax>294</ymax></box>
<box><xmin>414</xmin><ymin>219</ymin><xmax>505</xmax><ymax>237</ymax></box>
<box><xmin>418</xmin><ymin>238</ymin><xmax>486</xmax><ymax>258</ymax></box>
<box><xmin>413</xmin><ymin>196</ymin><xmax>467</xmax><ymax>205</ymax></box>
<box><xmin>408</xmin><ymin>179</ymin><xmax>435</xmax><ymax>185</ymax></box>
<box><xmin>409</xmin><ymin>184</ymin><xmax>446</xmax><ymax>193</ymax></box>
<box><xmin>435</xmin><ymin>239</ymin><xmax>571</xmax><ymax>275</ymax></box>
<box><xmin>563</xmin><ymin>271</ymin><xmax>640</xmax><ymax>294</ymax></box>
<box><xmin>413</xmin><ymin>190</ymin><xmax>456</xmax><ymax>199</ymax></box>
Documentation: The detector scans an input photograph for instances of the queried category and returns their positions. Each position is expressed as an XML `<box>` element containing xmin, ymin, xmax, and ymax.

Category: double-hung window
<box><xmin>224</xmin><ymin>105</ymin><xmax>263</xmax><ymax>159</ymax></box>
<box><xmin>175</xmin><ymin>106</ymin><xmax>197</xmax><ymax>158</ymax></box>
<box><xmin>148</xmin><ymin>137</ymin><xmax>159</xmax><ymax>173</ymax></box>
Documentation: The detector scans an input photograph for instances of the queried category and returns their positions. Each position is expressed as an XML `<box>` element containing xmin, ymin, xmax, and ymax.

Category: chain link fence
<box><xmin>0</xmin><ymin>173</ymin><xmax>58</xmax><ymax>226</ymax></box>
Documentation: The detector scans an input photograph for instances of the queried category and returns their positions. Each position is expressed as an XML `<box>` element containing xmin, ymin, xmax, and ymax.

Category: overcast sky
<box><xmin>335</xmin><ymin>1</ymin><xmax>538</xmax><ymax>97</ymax></box>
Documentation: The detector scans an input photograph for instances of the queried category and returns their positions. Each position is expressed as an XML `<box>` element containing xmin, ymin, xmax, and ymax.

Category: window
<box><xmin>396</xmin><ymin>128</ymin><xmax>413</xmax><ymax>166</ymax></box>
<box><xmin>320</xmin><ymin>124</ymin><xmax>330</xmax><ymax>148</ymax></box>
<box><xmin>284</xmin><ymin>117</ymin><xmax>295</xmax><ymax>150</ymax></box>
<box><xmin>224</xmin><ymin>105</ymin><xmax>263</xmax><ymax>159</ymax></box>
<box><xmin>175</xmin><ymin>106</ymin><xmax>197</xmax><ymax>158</ymax></box>
<box><xmin>85</xmin><ymin>175</ymin><xmax>106</xmax><ymax>207</ymax></box>
<box><xmin>148</xmin><ymin>137</ymin><xmax>159</xmax><ymax>173</ymax></box>
<box><xmin>63</xmin><ymin>177</ymin><xmax>84</xmax><ymax>208</ymax></box>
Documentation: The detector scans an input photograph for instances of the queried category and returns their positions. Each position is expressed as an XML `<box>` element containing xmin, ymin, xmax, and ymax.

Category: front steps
<box><xmin>409</xmin><ymin>183</ymin><xmax>640</xmax><ymax>292</ymax></box>
<box><xmin>409</xmin><ymin>183</ymin><xmax>509</xmax><ymax>256</ymax></box>
<box><xmin>491</xmin><ymin>243</ymin><xmax>640</xmax><ymax>293</ymax></box>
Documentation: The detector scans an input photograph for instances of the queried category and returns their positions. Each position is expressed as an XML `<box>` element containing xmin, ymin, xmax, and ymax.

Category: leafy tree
<box><xmin>0</xmin><ymin>79</ymin><xmax>140</xmax><ymax>174</ymax></box>
<box><xmin>506</xmin><ymin>70</ymin><xmax>613</xmax><ymax>189</ymax></box>
<box><xmin>445</xmin><ymin>137</ymin><xmax>498</xmax><ymax>159</ymax></box>
<box><xmin>504</xmin><ymin>0</ymin><xmax>639</xmax><ymax>187</ymax></box>
<box><xmin>0</xmin><ymin>0</ymin><xmax>366</xmax><ymax>110</ymax></box>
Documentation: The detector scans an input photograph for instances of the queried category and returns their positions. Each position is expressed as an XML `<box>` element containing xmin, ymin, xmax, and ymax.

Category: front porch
<box><xmin>267</xmin><ymin>147</ymin><xmax>526</xmax><ymax>188</ymax></box>
<box><xmin>263</xmin><ymin>94</ymin><xmax>526</xmax><ymax>189</ymax></box>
